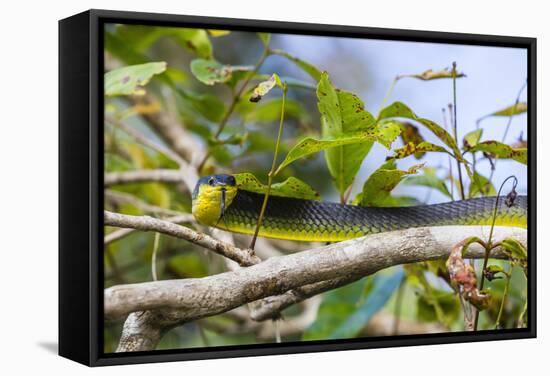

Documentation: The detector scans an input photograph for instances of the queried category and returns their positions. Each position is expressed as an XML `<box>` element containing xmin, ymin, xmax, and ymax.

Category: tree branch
<box><xmin>104</xmin><ymin>169</ymin><xmax>189</xmax><ymax>188</ymax></box>
<box><xmin>104</xmin><ymin>211</ymin><xmax>260</xmax><ymax>267</ymax></box>
<box><xmin>105</xmin><ymin>226</ymin><xmax>525</xmax><ymax>324</ymax></box>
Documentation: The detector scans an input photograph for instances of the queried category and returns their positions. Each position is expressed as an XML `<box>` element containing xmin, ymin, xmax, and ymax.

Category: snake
<box><xmin>192</xmin><ymin>174</ymin><xmax>527</xmax><ymax>242</ymax></box>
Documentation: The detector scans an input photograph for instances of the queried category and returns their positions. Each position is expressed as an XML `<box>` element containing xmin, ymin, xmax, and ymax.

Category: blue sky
<box><xmin>266</xmin><ymin>34</ymin><xmax>528</xmax><ymax>202</ymax></box>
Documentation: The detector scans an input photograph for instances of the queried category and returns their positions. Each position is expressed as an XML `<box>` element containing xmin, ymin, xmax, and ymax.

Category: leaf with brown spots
<box><xmin>359</xmin><ymin>161</ymin><xmax>423</xmax><ymax>207</ymax></box>
<box><xmin>249</xmin><ymin>74</ymin><xmax>282</xmax><ymax>102</ymax></box>
<box><xmin>387</xmin><ymin>141</ymin><xmax>450</xmax><ymax>161</ymax></box>
<box><xmin>399</xmin><ymin>68</ymin><xmax>466</xmax><ymax>81</ymax></box>
<box><xmin>318</xmin><ymin>72</ymin><xmax>378</xmax><ymax>195</ymax></box>
<box><xmin>378</xmin><ymin>102</ymin><xmax>467</xmax><ymax>168</ymax></box>
<box><xmin>105</xmin><ymin>62</ymin><xmax>167</xmax><ymax>97</ymax></box>
<box><xmin>469</xmin><ymin>140</ymin><xmax>527</xmax><ymax>165</ymax></box>
<box><xmin>234</xmin><ymin>173</ymin><xmax>320</xmax><ymax>200</ymax></box>
<box><xmin>190</xmin><ymin>59</ymin><xmax>253</xmax><ymax>86</ymax></box>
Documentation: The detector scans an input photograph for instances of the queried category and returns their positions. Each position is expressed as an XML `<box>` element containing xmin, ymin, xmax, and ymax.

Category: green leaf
<box><xmin>190</xmin><ymin>59</ymin><xmax>252</xmax><ymax>86</ymax></box>
<box><xmin>234</xmin><ymin>173</ymin><xmax>320</xmax><ymax>200</ymax></box>
<box><xmin>249</xmin><ymin>74</ymin><xmax>282</xmax><ymax>102</ymax></box>
<box><xmin>360</xmin><ymin>161</ymin><xmax>423</xmax><ymax>207</ymax></box>
<box><xmin>463</xmin><ymin>128</ymin><xmax>483</xmax><ymax>150</ymax></box>
<box><xmin>399</xmin><ymin>68</ymin><xmax>466</xmax><ymax>81</ymax></box>
<box><xmin>104</xmin><ymin>62</ymin><xmax>167</xmax><ymax>96</ymax></box>
<box><xmin>328</xmin><ymin>270</ymin><xmax>405</xmax><ymax>339</ymax></box>
<box><xmin>271</xmin><ymin>49</ymin><xmax>323</xmax><ymax>81</ymax></box>
<box><xmin>376</xmin><ymin>120</ymin><xmax>402</xmax><ymax>149</ymax></box>
<box><xmin>167</xmin><ymin>28</ymin><xmax>213</xmax><ymax>59</ymax></box>
<box><xmin>378</xmin><ymin>102</ymin><xmax>464</xmax><ymax>163</ymax></box>
<box><xmin>168</xmin><ymin>253</ymin><xmax>208</xmax><ymax>278</ymax></box>
<box><xmin>469</xmin><ymin>141</ymin><xmax>527</xmax><ymax>164</ymax></box>
<box><xmin>176</xmin><ymin>88</ymin><xmax>226</xmax><ymax>122</ymax></box>
<box><xmin>318</xmin><ymin>73</ymin><xmax>377</xmax><ymax>195</ymax></box>
<box><xmin>403</xmin><ymin>168</ymin><xmax>452</xmax><ymax>199</ymax></box>
<box><xmin>387</xmin><ymin>141</ymin><xmax>450</xmax><ymax>160</ymax></box>
<box><xmin>469</xmin><ymin>171</ymin><xmax>496</xmax><ymax>198</ymax></box>
<box><xmin>500</xmin><ymin>238</ymin><xmax>527</xmax><ymax>261</ymax></box>
<box><xmin>257</xmin><ymin>32</ymin><xmax>271</xmax><ymax>46</ymax></box>
<box><xmin>275</xmin><ymin>132</ymin><xmax>377</xmax><ymax>175</ymax></box>
<box><xmin>303</xmin><ymin>279</ymin><xmax>369</xmax><ymax>341</ymax></box>
<box><xmin>417</xmin><ymin>289</ymin><xmax>461</xmax><ymax>323</ymax></box>
<box><xmin>245</xmin><ymin>98</ymin><xmax>311</xmax><ymax>124</ymax></box>
<box><xmin>485</xmin><ymin>102</ymin><xmax>528</xmax><ymax>118</ymax></box>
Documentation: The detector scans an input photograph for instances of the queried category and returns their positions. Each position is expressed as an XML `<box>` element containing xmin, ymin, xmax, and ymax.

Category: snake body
<box><xmin>192</xmin><ymin>175</ymin><xmax>527</xmax><ymax>242</ymax></box>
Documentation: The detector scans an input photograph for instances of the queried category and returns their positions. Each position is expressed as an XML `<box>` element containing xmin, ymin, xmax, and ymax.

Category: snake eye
<box><xmin>208</xmin><ymin>177</ymin><xmax>215</xmax><ymax>186</ymax></box>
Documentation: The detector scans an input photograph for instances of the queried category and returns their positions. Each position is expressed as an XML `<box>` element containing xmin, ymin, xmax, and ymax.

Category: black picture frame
<box><xmin>59</xmin><ymin>8</ymin><xmax>537</xmax><ymax>367</ymax></box>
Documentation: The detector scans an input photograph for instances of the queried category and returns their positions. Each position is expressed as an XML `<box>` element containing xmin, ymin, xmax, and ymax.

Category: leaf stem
<box><xmin>197</xmin><ymin>46</ymin><xmax>270</xmax><ymax>172</ymax></box>
<box><xmin>151</xmin><ymin>232</ymin><xmax>161</xmax><ymax>281</ymax></box>
<box><xmin>451</xmin><ymin>63</ymin><xmax>465</xmax><ymax>200</ymax></box>
<box><xmin>250</xmin><ymin>84</ymin><xmax>287</xmax><ymax>249</ymax></box>
<box><xmin>379</xmin><ymin>75</ymin><xmax>400</xmax><ymax>113</ymax></box>
<box><xmin>473</xmin><ymin>175</ymin><xmax>518</xmax><ymax>330</ymax></box>
<box><xmin>494</xmin><ymin>266</ymin><xmax>512</xmax><ymax>329</ymax></box>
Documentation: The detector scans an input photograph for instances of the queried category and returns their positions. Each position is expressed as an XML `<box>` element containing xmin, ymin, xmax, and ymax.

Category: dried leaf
<box><xmin>400</xmin><ymin>68</ymin><xmax>466</xmax><ymax>81</ymax></box>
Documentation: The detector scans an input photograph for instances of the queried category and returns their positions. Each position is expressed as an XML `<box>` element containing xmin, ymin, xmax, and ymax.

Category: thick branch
<box><xmin>105</xmin><ymin>226</ymin><xmax>525</xmax><ymax>322</ymax></box>
<box><xmin>104</xmin><ymin>211</ymin><xmax>260</xmax><ymax>267</ymax></box>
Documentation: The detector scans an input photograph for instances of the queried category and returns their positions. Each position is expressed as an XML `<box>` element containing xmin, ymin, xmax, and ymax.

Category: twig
<box><xmin>105</xmin><ymin>169</ymin><xmax>188</xmax><ymax>187</ymax></box>
<box><xmin>105</xmin><ymin>190</ymin><xmax>186</xmax><ymax>217</ymax></box>
<box><xmin>151</xmin><ymin>232</ymin><xmax>161</xmax><ymax>281</ymax></box>
<box><xmin>250</xmin><ymin>84</ymin><xmax>287</xmax><ymax>249</ymax></box>
<box><xmin>104</xmin><ymin>214</ymin><xmax>193</xmax><ymax>245</ymax></box>
<box><xmin>106</xmin><ymin>116</ymin><xmax>188</xmax><ymax>167</ymax></box>
<box><xmin>451</xmin><ymin>62</ymin><xmax>465</xmax><ymax>200</ymax></box>
<box><xmin>197</xmin><ymin>46</ymin><xmax>270</xmax><ymax>172</ymax></box>
<box><xmin>104</xmin><ymin>211</ymin><xmax>261</xmax><ymax>267</ymax></box>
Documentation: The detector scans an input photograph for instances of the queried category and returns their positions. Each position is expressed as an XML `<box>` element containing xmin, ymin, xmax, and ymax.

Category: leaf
<box><xmin>275</xmin><ymin>132</ymin><xmax>377</xmax><ymax>175</ymax></box>
<box><xmin>469</xmin><ymin>141</ymin><xmax>527</xmax><ymax>164</ymax></box>
<box><xmin>318</xmin><ymin>73</ymin><xmax>377</xmax><ymax>195</ymax></box>
<box><xmin>328</xmin><ymin>270</ymin><xmax>405</xmax><ymax>339</ymax></box>
<box><xmin>207</xmin><ymin>29</ymin><xmax>230</xmax><ymax>37</ymax></box>
<box><xmin>399</xmin><ymin>68</ymin><xmax>466</xmax><ymax>81</ymax></box>
<box><xmin>485</xmin><ymin>102</ymin><xmax>528</xmax><ymax>118</ymax></box>
<box><xmin>378</xmin><ymin>102</ymin><xmax>464</xmax><ymax>163</ymax></box>
<box><xmin>167</xmin><ymin>28</ymin><xmax>213</xmax><ymax>59</ymax></box>
<box><xmin>271</xmin><ymin>49</ymin><xmax>323</xmax><ymax>81</ymax></box>
<box><xmin>500</xmin><ymin>238</ymin><xmax>527</xmax><ymax>261</ymax></box>
<box><xmin>463</xmin><ymin>128</ymin><xmax>483</xmax><ymax>150</ymax></box>
<box><xmin>387</xmin><ymin>141</ymin><xmax>450</xmax><ymax>161</ymax></box>
<box><xmin>446</xmin><ymin>238</ymin><xmax>490</xmax><ymax>310</ymax></box>
<box><xmin>190</xmin><ymin>59</ymin><xmax>252</xmax><ymax>86</ymax></box>
<box><xmin>245</xmin><ymin>98</ymin><xmax>311</xmax><ymax>124</ymax></box>
<box><xmin>234</xmin><ymin>173</ymin><xmax>320</xmax><ymax>200</ymax></box>
<box><xmin>360</xmin><ymin>161</ymin><xmax>423</xmax><ymax>207</ymax></box>
<box><xmin>469</xmin><ymin>171</ymin><xmax>496</xmax><ymax>198</ymax></box>
<box><xmin>417</xmin><ymin>289</ymin><xmax>461</xmax><ymax>323</ymax></box>
<box><xmin>376</xmin><ymin>121</ymin><xmax>402</xmax><ymax>149</ymax></box>
<box><xmin>403</xmin><ymin>169</ymin><xmax>452</xmax><ymax>199</ymax></box>
<box><xmin>104</xmin><ymin>62</ymin><xmax>167</xmax><ymax>97</ymax></box>
<box><xmin>176</xmin><ymin>88</ymin><xmax>226</xmax><ymax>122</ymax></box>
<box><xmin>399</xmin><ymin>122</ymin><xmax>425</xmax><ymax>158</ymax></box>
<box><xmin>303</xmin><ymin>278</ymin><xmax>369</xmax><ymax>341</ymax></box>
<box><xmin>257</xmin><ymin>32</ymin><xmax>271</xmax><ymax>46</ymax></box>
<box><xmin>168</xmin><ymin>253</ymin><xmax>208</xmax><ymax>278</ymax></box>
<box><xmin>249</xmin><ymin>74</ymin><xmax>282</xmax><ymax>102</ymax></box>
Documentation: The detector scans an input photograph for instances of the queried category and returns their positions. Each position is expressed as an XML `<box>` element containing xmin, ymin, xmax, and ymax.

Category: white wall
<box><xmin>0</xmin><ymin>0</ymin><xmax>546</xmax><ymax>374</ymax></box>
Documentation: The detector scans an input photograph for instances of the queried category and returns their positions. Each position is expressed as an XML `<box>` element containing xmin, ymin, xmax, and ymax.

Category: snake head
<box><xmin>192</xmin><ymin>174</ymin><xmax>238</xmax><ymax>227</ymax></box>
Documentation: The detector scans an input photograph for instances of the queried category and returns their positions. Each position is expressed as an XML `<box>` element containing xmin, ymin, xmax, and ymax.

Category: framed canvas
<box><xmin>59</xmin><ymin>9</ymin><xmax>536</xmax><ymax>366</ymax></box>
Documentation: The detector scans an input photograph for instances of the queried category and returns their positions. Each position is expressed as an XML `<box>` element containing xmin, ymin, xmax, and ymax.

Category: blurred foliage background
<box><xmin>103</xmin><ymin>23</ymin><xmax>528</xmax><ymax>353</ymax></box>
